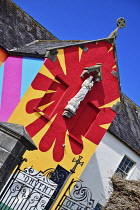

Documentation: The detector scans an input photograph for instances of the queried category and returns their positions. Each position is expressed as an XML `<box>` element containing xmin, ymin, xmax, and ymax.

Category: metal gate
<box><xmin>0</xmin><ymin>159</ymin><xmax>69</xmax><ymax>210</ymax></box>
<box><xmin>55</xmin><ymin>179</ymin><xmax>94</xmax><ymax>210</ymax></box>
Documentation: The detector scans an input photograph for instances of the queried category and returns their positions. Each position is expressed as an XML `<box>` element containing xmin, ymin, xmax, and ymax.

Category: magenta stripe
<box><xmin>0</xmin><ymin>56</ymin><xmax>22</xmax><ymax>122</ymax></box>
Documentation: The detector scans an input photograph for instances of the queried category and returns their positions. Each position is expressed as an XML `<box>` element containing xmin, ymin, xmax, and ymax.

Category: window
<box><xmin>115</xmin><ymin>155</ymin><xmax>135</xmax><ymax>178</ymax></box>
<box><xmin>94</xmin><ymin>203</ymin><xmax>103</xmax><ymax>210</ymax></box>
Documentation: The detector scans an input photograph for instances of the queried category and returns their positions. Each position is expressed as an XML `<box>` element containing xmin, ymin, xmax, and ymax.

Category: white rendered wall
<box><xmin>80</xmin><ymin>131</ymin><xmax>140</xmax><ymax>207</ymax></box>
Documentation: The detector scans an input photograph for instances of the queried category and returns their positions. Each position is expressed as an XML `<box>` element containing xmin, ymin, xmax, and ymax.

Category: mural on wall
<box><xmin>0</xmin><ymin>40</ymin><xmax>120</xmax><ymax>208</ymax></box>
<box><xmin>8</xmin><ymin>41</ymin><xmax>120</xmax><ymax>161</ymax></box>
<box><xmin>0</xmin><ymin>56</ymin><xmax>44</xmax><ymax>122</ymax></box>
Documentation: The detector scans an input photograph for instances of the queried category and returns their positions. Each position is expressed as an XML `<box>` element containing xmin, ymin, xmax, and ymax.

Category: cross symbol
<box><xmin>116</xmin><ymin>17</ymin><xmax>126</xmax><ymax>29</ymax></box>
<box><xmin>70</xmin><ymin>156</ymin><xmax>84</xmax><ymax>174</ymax></box>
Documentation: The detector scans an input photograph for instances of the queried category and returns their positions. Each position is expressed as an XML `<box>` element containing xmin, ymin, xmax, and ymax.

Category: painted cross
<box><xmin>70</xmin><ymin>156</ymin><xmax>84</xmax><ymax>174</ymax></box>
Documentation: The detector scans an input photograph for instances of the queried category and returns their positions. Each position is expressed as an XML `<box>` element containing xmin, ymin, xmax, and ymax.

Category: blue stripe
<box><xmin>21</xmin><ymin>57</ymin><xmax>44</xmax><ymax>98</ymax></box>
<box><xmin>0</xmin><ymin>63</ymin><xmax>5</xmax><ymax>107</ymax></box>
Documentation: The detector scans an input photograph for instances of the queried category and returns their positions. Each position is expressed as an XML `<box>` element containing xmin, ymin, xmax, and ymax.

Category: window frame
<box><xmin>115</xmin><ymin>155</ymin><xmax>135</xmax><ymax>178</ymax></box>
<box><xmin>94</xmin><ymin>203</ymin><xmax>103</xmax><ymax>210</ymax></box>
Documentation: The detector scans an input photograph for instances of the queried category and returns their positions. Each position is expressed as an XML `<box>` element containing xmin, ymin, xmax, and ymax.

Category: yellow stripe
<box><xmin>112</xmin><ymin>65</ymin><xmax>116</xmax><ymax>69</ymax></box>
<box><xmin>38</xmin><ymin>101</ymin><xmax>55</xmax><ymax>111</ymax></box>
<box><xmin>54</xmin><ymin>78</ymin><xmax>60</xmax><ymax>83</ymax></box>
<box><xmin>46</xmin><ymin>90</ymin><xmax>56</xmax><ymax>93</ymax></box>
<box><xmin>39</xmin><ymin>65</ymin><xmax>55</xmax><ymax>80</ymax></box>
<box><xmin>27</xmin><ymin>87</ymin><xmax>47</xmax><ymax>100</ymax></box>
<box><xmin>57</xmin><ymin>49</ymin><xmax>67</xmax><ymax>75</ymax></box>
<box><xmin>39</xmin><ymin>65</ymin><xmax>60</xmax><ymax>83</ymax></box>
<box><xmin>79</xmin><ymin>47</ymin><xmax>83</xmax><ymax>61</ymax></box>
<box><xmin>38</xmin><ymin>111</ymin><xmax>44</xmax><ymax>116</ymax></box>
<box><xmin>108</xmin><ymin>46</ymin><xmax>113</xmax><ymax>53</ymax></box>
<box><xmin>63</xmin><ymin>130</ymin><xmax>72</xmax><ymax>151</ymax></box>
<box><xmin>81</xmin><ymin>135</ymin><xmax>93</xmax><ymax>144</ymax></box>
<box><xmin>99</xmin><ymin>123</ymin><xmax>111</xmax><ymax>130</ymax></box>
<box><xmin>99</xmin><ymin>98</ymin><xmax>120</xmax><ymax>108</ymax></box>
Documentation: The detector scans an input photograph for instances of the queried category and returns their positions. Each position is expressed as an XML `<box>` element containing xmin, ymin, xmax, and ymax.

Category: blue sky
<box><xmin>13</xmin><ymin>0</ymin><xmax>140</xmax><ymax>106</ymax></box>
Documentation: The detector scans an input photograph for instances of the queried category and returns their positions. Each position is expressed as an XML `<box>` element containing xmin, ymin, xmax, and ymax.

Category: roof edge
<box><xmin>8</xmin><ymin>37</ymin><xmax>115</xmax><ymax>57</ymax></box>
<box><xmin>108</xmin><ymin>129</ymin><xmax>140</xmax><ymax>156</ymax></box>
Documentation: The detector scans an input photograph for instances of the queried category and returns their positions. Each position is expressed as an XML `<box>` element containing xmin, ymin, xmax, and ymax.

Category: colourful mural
<box><xmin>0</xmin><ymin>41</ymin><xmax>120</xmax><ymax>209</ymax></box>
<box><xmin>0</xmin><ymin>56</ymin><xmax>44</xmax><ymax>122</ymax></box>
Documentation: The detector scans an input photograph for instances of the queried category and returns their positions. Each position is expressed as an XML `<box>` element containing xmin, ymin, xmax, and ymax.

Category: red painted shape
<box><xmin>25</xmin><ymin>41</ymin><xmax>120</xmax><ymax>161</ymax></box>
<box><xmin>69</xmin><ymin>103</ymin><xmax>99</xmax><ymax>139</ymax></box>
<box><xmin>32</xmin><ymin>73</ymin><xmax>52</xmax><ymax>91</ymax></box>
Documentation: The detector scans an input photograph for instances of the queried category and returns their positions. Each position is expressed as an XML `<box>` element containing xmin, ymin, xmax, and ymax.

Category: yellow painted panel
<box><xmin>38</xmin><ymin>101</ymin><xmax>55</xmax><ymax>111</ymax></box>
<box><xmin>39</xmin><ymin>65</ymin><xmax>55</xmax><ymax>80</ymax></box>
<box><xmin>112</xmin><ymin>65</ymin><xmax>116</xmax><ymax>69</ymax></box>
<box><xmin>46</xmin><ymin>90</ymin><xmax>56</xmax><ymax>93</ymax></box>
<box><xmin>99</xmin><ymin>123</ymin><xmax>111</xmax><ymax>130</ymax></box>
<box><xmin>54</xmin><ymin>78</ymin><xmax>60</xmax><ymax>83</ymax></box>
<box><xmin>108</xmin><ymin>46</ymin><xmax>113</xmax><ymax>53</ymax></box>
<box><xmin>57</xmin><ymin>49</ymin><xmax>67</xmax><ymax>75</ymax></box>
<box><xmin>79</xmin><ymin>47</ymin><xmax>83</xmax><ymax>61</ymax></box>
<box><xmin>99</xmin><ymin>97</ymin><xmax>120</xmax><ymax>108</ymax></box>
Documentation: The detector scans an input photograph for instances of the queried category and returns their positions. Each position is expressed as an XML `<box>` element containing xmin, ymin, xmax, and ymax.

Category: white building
<box><xmin>80</xmin><ymin>93</ymin><xmax>140</xmax><ymax>209</ymax></box>
<box><xmin>0</xmin><ymin>1</ymin><xmax>140</xmax><ymax>209</ymax></box>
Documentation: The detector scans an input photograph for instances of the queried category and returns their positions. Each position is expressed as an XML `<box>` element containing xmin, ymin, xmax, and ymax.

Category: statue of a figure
<box><xmin>63</xmin><ymin>63</ymin><xmax>102</xmax><ymax>118</ymax></box>
<box><xmin>63</xmin><ymin>76</ymin><xmax>94</xmax><ymax>118</ymax></box>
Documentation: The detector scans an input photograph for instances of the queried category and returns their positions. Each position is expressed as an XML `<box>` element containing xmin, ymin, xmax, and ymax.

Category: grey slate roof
<box><xmin>0</xmin><ymin>0</ymin><xmax>58</xmax><ymax>50</ymax></box>
<box><xmin>9</xmin><ymin>40</ymin><xmax>87</xmax><ymax>56</ymax></box>
<box><xmin>9</xmin><ymin>38</ymin><xmax>113</xmax><ymax>58</ymax></box>
<box><xmin>0</xmin><ymin>122</ymin><xmax>37</xmax><ymax>150</ymax></box>
<box><xmin>109</xmin><ymin>93</ymin><xmax>140</xmax><ymax>155</ymax></box>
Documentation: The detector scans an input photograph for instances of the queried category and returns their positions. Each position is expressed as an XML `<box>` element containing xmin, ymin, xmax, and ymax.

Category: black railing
<box><xmin>55</xmin><ymin>179</ymin><xmax>94</xmax><ymax>210</ymax></box>
<box><xmin>0</xmin><ymin>162</ymin><xmax>69</xmax><ymax>210</ymax></box>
